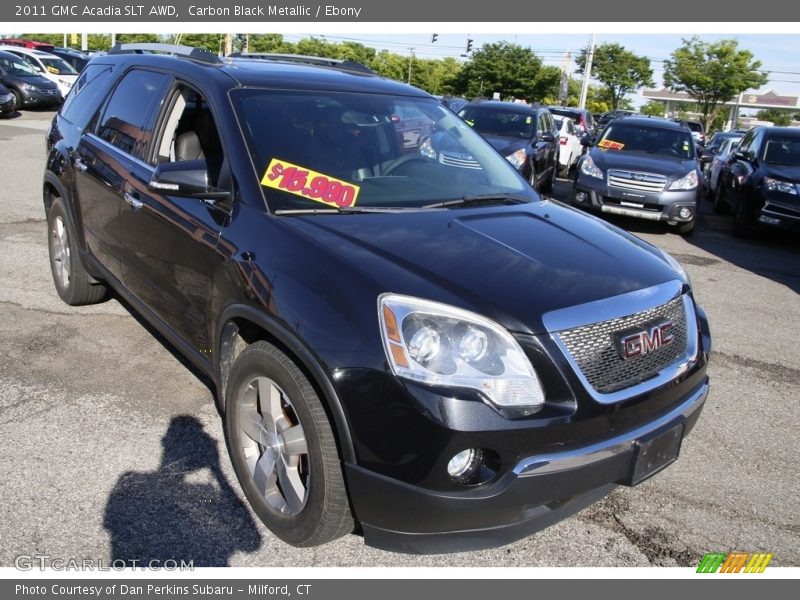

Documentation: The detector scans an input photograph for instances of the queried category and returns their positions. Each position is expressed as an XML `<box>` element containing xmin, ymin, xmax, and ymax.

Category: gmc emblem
<box><xmin>617</xmin><ymin>321</ymin><xmax>675</xmax><ymax>360</ymax></box>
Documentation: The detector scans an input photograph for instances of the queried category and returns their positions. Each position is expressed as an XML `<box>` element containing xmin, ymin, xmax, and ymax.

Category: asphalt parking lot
<box><xmin>0</xmin><ymin>108</ymin><xmax>798</xmax><ymax>568</ymax></box>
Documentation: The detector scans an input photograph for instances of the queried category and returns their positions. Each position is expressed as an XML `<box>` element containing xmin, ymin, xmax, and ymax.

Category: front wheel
<box><xmin>675</xmin><ymin>219</ymin><xmax>696</xmax><ymax>236</ymax></box>
<box><xmin>712</xmin><ymin>182</ymin><xmax>730</xmax><ymax>214</ymax></box>
<box><xmin>224</xmin><ymin>341</ymin><xmax>353</xmax><ymax>547</ymax></box>
<box><xmin>540</xmin><ymin>163</ymin><xmax>556</xmax><ymax>194</ymax></box>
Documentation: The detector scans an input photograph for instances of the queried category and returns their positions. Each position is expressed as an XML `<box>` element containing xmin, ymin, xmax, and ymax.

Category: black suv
<box><xmin>44</xmin><ymin>44</ymin><xmax>710</xmax><ymax>554</ymax></box>
<box><xmin>457</xmin><ymin>101</ymin><xmax>559</xmax><ymax>194</ymax></box>
<box><xmin>573</xmin><ymin>116</ymin><xmax>702</xmax><ymax>235</ymax></box>
<box><xmin>713</xmin><ymin>126</ymin><xmax>800</xmax><ymax>236</ymax></box>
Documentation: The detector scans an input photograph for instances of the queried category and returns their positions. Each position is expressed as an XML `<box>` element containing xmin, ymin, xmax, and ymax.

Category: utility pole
<box><xmin>579</xmin><ymin>33</ymin><xmax>595</xmax><ymax>109</ymax></box>
<box><xmin>559</xmin><ymin>50</ymin><xmax>572</xmax><ymax>106</ymax></box>
<box><xmin>224</xmin><ymin>33</ymin><xmax>233</xmax><ymax>57</ymax></box>
<box><xmin>81</xmin><ymin>33</ymin><xmax>88</xmax><ymax>52</ymax></box>
<box><xmin>407</xmin><ymin>47</ymin><xmax>414</xmax><ymax>84</ymax></box>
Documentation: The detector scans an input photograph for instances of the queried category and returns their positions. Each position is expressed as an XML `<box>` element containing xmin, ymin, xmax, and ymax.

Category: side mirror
<box><xmin>734</xmin><ymin>151</ymin><xmax>748</xmax><ymax>162</ymax></box>
<box><xmin>541</xmin><ymin>131</ymin><xmax>556</xmax><ymax>143</ymax></box>
<box><xmin>148</xmin><ymin>159</ymin><xmax>230</xmax><ymax>201</ymax></box>
<box><xmin>580</xmin><ymin>133</ymin><xmax>592</xmax><ymax>147</ymax></box>
<box><xmin>700</xmin><ymin>152</ymin><xmax>713</xmax><ymax>163</ymax></box>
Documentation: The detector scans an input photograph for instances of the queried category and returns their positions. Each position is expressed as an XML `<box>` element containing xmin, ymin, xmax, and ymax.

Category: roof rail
<box><xmin>228</xmin><ymin>52</ymin><xmax>374</xmax><ymax>74</ymax></box>
<box><xmin>108</xmin><ymin>43</ymin><xmax>222</xmax><ymax>65</ymax></box>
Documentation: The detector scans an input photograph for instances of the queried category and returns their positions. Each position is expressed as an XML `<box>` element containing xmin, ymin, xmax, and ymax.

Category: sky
<box><xmin>278</xmin><ymin>32</ymin><xmax>800</xmax><ymax>106</ymax></box>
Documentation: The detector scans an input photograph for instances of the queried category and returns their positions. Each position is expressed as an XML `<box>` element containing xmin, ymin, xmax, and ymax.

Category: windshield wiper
<box><xmin>423</xmin><ymin>193</ymin><xmax>530</xmax><ymax>209</ymax></box>
<box><xmin>274</xmin><ymin>206</ymin><xmax>419</xmax><ymax>216</ymax></box>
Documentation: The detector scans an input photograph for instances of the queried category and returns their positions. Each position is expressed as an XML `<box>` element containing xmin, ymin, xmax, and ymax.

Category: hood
<box><xmin>279</xmin><ymin>202</ymin><xmax>682</xmax><ymax>335</ymax></box>
<box><xmin>762</xmin><ymin>163</ymin><xmax>800</xmax><ymax>182</ymax></box>
<box><xmin>591</xmin><ymin>147</ymin><xmax>697</xmax><ymax>178</ymax></box>
<box><xmin>481</xmin><ymin>134</ymin><xmax>530</xmax><ymax>157</ymax></box>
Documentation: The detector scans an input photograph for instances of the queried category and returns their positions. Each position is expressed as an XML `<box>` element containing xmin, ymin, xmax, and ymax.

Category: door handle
<box><xmin>123</xmin><ymin>192</ymin><xmax>143</xmax><ymax>210</ymax></box>
<box><xmin>73</xmin><ymin>157</ymin><xmax>88</xmax><ymax>173</ymax></box>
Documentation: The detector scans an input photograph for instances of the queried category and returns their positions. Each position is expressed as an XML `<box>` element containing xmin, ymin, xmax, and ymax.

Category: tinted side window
<box><xmin>98</xmin><ymin>69</ymin><xmax>170</xmax><ymax>159</ymax></box>
<box><xmin>736</xmin><ymin>129</ymin><xmax>756</xmax><ymax>157</ymax></box>
<box><xmin>61</xmin><ymin>63</ymin><xmax>116</xmax><ymax>128</ymax></box>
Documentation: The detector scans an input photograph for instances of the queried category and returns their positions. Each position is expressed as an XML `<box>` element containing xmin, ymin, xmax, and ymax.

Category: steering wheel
<box><xmin>381</xmin><ymin>154</ymin><xmax>432</xmax><ymax>176</ymax></box>
<box><xmin>658</xmin><ymin>148</ymin><xmax>680</xmax><ymax>157</ymax></box>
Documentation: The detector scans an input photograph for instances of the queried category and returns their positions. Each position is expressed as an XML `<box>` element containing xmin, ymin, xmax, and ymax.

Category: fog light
<box><xmin>758</xmin><ymin>215</ymin><xmax>781</xmax><ymax>225</ymax></box>
<box><xmin>447</xmin><ymin>448</ymin><xmax>482</xmax><ymax>483</ymax></box>
<box><xmin>575</xmin><ymin>192</ymin><xmax>587</xmax><ymax>203</ymax></box>
<box><xmin>678</xmin><ymin>207</ymin><xmax>693</xmax><ymax>220</ymax></box>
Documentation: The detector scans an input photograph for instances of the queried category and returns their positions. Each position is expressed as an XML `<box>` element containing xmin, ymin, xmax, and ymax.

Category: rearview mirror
<box><xmin>148</xmin><ymin>159</ymin><xmax>230</xmax><ymax>201</ymax></box>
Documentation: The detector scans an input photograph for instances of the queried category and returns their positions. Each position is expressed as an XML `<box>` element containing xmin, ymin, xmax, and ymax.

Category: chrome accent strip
<box><xmin>542</xmin><ymin>280</ymin><xmax>683</xmax><ymax>332</ymax></box>
<box><xmin>514</xmin><ymin>381</ymin><xmax>708</xmax><ymax>477</ymax></box>
<box><xmin>601</xmin><ymin>204</ymin><xmax>663</xmax><ymax>221</ymax></box>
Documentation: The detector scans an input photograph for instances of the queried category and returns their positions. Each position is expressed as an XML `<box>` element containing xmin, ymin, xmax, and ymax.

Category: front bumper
<box><xmin>347</xmin><ymin>378</ymin><xmax>707</xmax><ymax>554</ymax></box>
<box><xmin>0</xmin><ymin>96</ymin><xmax>14</xmax><ymax>115</ymax></box>
<box><xmin>573</xmin><ymin>175</ymin><xmax>700</xmax><ymax>224</ymax></box>
<box><xmin>755</xmin><ymin>199</ymin><xmax>800</xmax><ymax>232</ymax></box>
<box><xmin>18</xmin><ymin>88</ymin><xmax>61</xmax><ymax>107</ymax></box>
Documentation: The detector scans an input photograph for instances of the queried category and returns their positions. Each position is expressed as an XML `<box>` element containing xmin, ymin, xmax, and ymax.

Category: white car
<box><xmin>0</xmin><ymin>46</ymin><xmax>77</xmax><ymax>97</ymax></box>
<box><xmin>552</xmin><ymin>115</ymin><xmax>583</xmax><ymax>177</ymax></box>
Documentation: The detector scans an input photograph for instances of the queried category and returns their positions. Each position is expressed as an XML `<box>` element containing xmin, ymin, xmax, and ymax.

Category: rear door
<box><xmin>74</xmin><ymin>68</ymin><xmax>170</xmax><ymax>281</ymax></box>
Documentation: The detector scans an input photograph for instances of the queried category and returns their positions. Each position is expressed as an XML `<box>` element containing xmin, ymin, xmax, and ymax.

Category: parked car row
<box><xmin>0</xmin><ymin>50</ymin><xmax>62</xmax><ymax>110</ymax></box>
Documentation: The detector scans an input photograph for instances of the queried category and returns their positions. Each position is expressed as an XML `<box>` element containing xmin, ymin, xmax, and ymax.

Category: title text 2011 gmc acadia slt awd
<box><xmin>44</xmin><ymin>44</ymin><xmax>711</xmax><ymax>554</ymax></box>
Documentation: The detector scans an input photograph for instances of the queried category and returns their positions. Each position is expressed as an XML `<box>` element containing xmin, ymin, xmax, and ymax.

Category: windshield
<box><xmin>0</xmin><ymin>53</ymin><xmax>39</xmax><ymax>77</ymax></box>
<box><xmin>762</xmin><ymin>136</ymin><xmax>800</xmax><ymax>167</ymax></box>
<box><xmin>458</xmin><ymin>105</ymin><xmax>534</xmax><ymax>139</ymax></box>
<box><xmin>38</xmin><ymin>55</ymin><xmax>78</xmax><ymax>75</ymax></box>
<box><xmin>597</xmin><ymin>123</ymin><xmax>696</xmax><ymax>159</ymax></box>
<box><xmin>232</xmin><ymin>90</ymin><xmax>532</xmax><ymax>211</ymax></box>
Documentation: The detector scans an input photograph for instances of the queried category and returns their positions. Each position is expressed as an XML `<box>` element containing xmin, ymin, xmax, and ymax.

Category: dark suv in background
<box><xmin>457</xmin><ymin>101</ymin><xmax>559</xmax><ymax>193</ymax></box>
<box><xmin>573</xmin><ymin>115</ymin><xmax>702</xmax><ymax>235</ymax></box>
<box><xmin>44</xmin><ymin>44</ymin><xmax>710</xmax><ymax>554</ymax></box>
<box><xmin>713</xmin><ymin>126</ymin><xmax>800</xmax><ymax>236</ymax></box>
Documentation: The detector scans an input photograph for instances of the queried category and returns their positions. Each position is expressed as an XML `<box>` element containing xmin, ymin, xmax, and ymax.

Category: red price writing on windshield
<box><xmin>261</xmin><ymin>159</ymin><xmax>360</xmax><ymax>208</ymax></box>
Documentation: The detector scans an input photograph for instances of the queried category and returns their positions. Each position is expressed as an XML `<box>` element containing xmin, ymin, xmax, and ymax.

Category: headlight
<box><xmin>505</xmin><ymin>148</ymin><xmax>527</xmax><ymax>170</ymax></box>
<box><xmin>59</xmin><ymin>79</ymin><xmax>73</xmax><ymax>89</ymax></box>
<box><xmin>378</xmin><ymin>294</ymin><xmax>545</xmax><ymax>413</ymax></box>
<box><xmin>668</xmin><ymin>170</ymin><xmax>698</xmax><ymax>191</ymax></box>
<box><xmin>22</xmin><ymin>83</ymin><xmax>37</xmax><ymax>92</ymax></box>
<box><xmin>580</xmin><ymin>154</ymin><xmax>604</xmax><ymax>179</ymax></box>
<box><xmin>764</xmin><ymin>176</ymin><xmax>798</xmax><ymax>195</ymax></box>
<box><xmin>419</xmin><ymin>137</ymin><xmax>436</xmax><ymax>160</ymax></box>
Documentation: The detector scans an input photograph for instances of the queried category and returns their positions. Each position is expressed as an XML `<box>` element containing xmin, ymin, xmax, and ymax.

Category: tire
<box><xmin>712</xmin><ymin>183</ymin><xmax>729</xmax><ymax>215</ymax></box>
<box><xmin>540</xmin><ymin>163</ymin><xmax>556</xmax><ymax>195</ymax></box>
<box><xmin>10</xmin><ymin>89</ymin><xmax>22</xmax><ymax>111</ymax></box>
<box><xmin>675</xmin><ymin>219</ymin><xmax>696</xmax><ymax>236</ymax></box>
<box><xmin>732</xmin><ymin>195</ymin><xmax>755</xmax><ymax>238</ymax></box>
<box><xmin>47</xmin><ymin>196</ymin><xmax>107</xmax><ymax>305</ymax></box>
<box><xmin>224</xmin><ymin>341</ymin><xmax>353</xmax><ymax>547</ymax></box>
<box><xmin>558</xmin><ymin>154</ymin><xmax>572</xmax><ymax>178</ymax></box>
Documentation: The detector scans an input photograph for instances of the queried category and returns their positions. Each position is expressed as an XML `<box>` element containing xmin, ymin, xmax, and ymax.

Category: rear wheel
<box><xmin>712</xmin><ymin>182</ymin><xmax>730</xmax><ymax>214</ymax></box>
<box><xmin>224</xmin><ymin>341</ymin><xmax>353</xmax><ymax>547</ymax></box>
<box><xmin>732</xmin><ymin>195</ymin><xmax>756</xmax><ymax>238</ymax></box>
<box><xmin>47</xmin><ymin>196</ymin><xmax>106</xmax><ymax>305</ymax></box>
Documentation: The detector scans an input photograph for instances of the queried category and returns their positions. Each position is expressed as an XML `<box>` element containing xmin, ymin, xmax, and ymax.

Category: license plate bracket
<box><xmin>625</xmin><ymin>422</ymin><xmax>685</xmax><ymax>486</ymax></box>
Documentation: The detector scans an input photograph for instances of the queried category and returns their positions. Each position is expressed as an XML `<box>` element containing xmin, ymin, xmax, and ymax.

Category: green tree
<box><xmin>663</xmin><ymin>37</ymin><xmax>768</xmax><ymax>132</ymax></box>
<box><xmin>576</xmin><ymin>42</ymin><xmax>654</xmax><ymax>110</ymax></box>
<box><xmin>117</xmin><ymin>33</ymin><xmax>161</xmax><ymax>45</ymax></box>
<box><xmin>640</xmin><ymin>100</ymin><xmax>667</xmax><ymax>117</ymax></box>
<box><xmin>245</xmin><ymin>34</ymin><xmax>293</xmax><ymax>54</ymax></box>
<box><xmin>452</xmin><ymin>42</ymin><xmax>556</xmax><ymax>101</ymax></box>
<box><xmin>755</xmin><ymin>108</ymin><xmax>793</xmax><ymax>126</ymax></box>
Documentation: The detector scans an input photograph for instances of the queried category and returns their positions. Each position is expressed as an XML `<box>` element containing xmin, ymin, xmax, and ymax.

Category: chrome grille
<box><xmin>608</xmin><ymin>169</ymin><xmax>667</xmax><ymax>194</ymax></box>
<box><xmin>555</xmin><ymin>296</ymin><xmax>688</xmax><ymax>393</ymax></box>
<box><xmin>439</xmin><ymin>152</ymin><xmax>481</xmax><ymax>169</ymax></box>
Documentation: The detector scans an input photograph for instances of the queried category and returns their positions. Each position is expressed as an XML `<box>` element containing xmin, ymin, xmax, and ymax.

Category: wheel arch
<box><xmin>215</xmin><ymin>304</ymin><xmax>356</xmax><ymax>464</ymax></box>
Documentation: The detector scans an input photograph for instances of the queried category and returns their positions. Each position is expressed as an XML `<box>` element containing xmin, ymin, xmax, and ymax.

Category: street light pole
<box><xmin>407</xmin><ymin>47</ymin><xmax>414</xmax><ymax>84</ymax></box>
<box><xmin>579</xmin><ymin>33</ymin><xmax>595</xmax><ymax>109</ymax></box>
